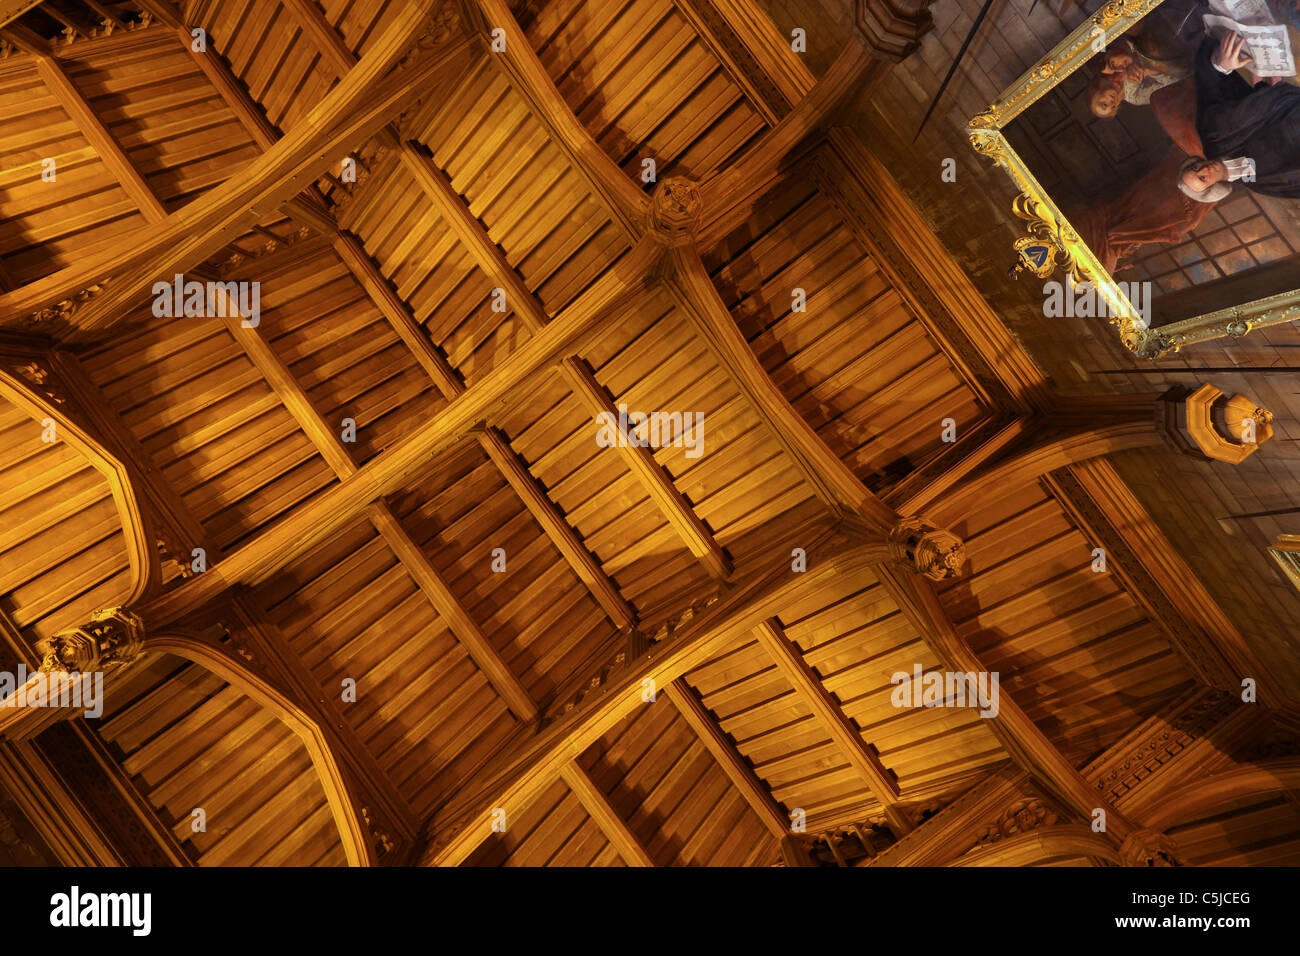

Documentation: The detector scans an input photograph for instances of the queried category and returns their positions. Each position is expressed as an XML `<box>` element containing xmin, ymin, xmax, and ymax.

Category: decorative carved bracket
<box><xmin>887</xmin><ymin>517</ymin><xmax>967</xmax><ymax>580</ymax></box>
<box><xmin>34</xmin><ymin>608</ymin><xmax>144</xmax><ymax>673</ymax></box>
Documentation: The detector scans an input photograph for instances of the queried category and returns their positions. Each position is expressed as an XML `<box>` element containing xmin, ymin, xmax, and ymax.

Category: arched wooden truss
<box><xmin>950</xmin><ymin>825</ymin><xmax>1120</xmax><ymax>867</ymax></box>
<box><xmin>0</xmin><ymin>358</ymin><xmax>158</xmax><ymax>608</ymax></box>
<box><xmin>145</xmin><ymin>631</ymin><xmax>380</xmax><ymax>867</ymax></box>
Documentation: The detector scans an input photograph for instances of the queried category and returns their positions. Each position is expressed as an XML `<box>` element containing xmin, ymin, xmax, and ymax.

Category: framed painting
<box><xmin>969</xmin><ymin>0</ymin><xmax>1300</xmax><ymax>357</ymax></box>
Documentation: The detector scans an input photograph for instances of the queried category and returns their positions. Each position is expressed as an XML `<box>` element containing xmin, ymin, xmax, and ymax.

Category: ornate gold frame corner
<box><xmin>968</xmin><ymin>0</ymin><xmax>1300</xmax><ymax>358</ymax></box>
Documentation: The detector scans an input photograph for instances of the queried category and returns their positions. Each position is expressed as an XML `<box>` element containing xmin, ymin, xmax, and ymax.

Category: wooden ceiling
<box><xmin>0</xmin><ymin>0</ymin><xmax>1297</xmax><ymax>868</ymax></box>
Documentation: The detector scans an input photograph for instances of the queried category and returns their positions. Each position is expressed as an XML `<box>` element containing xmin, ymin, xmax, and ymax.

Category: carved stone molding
<box><xmin>854</xmin><ymin>0</ymin><xmax>935</xmax><ymax>62</ymax></box>
<box><xmin>649</xmin><ymin>177</ymin><xmax>702</xmax><ymax>244</ymax></box>
<box><xmin>888</xmin><ymin>517</ymin><xmax>966</xmax><ymax>580</ymax></box>
<box><xmin>34</xmin><ymin>608</ymin><xmax>145</xmax><ymax>673</ymax></box>
<box><xmin>974</xmin><ymin>797</ymin><xmax>1059</xmax><ymax>846</ymax></box>
<box><xmin>1119</xmin><ymin>828</ymin><xmax>1182</xmax><ymax>867</ymax></box>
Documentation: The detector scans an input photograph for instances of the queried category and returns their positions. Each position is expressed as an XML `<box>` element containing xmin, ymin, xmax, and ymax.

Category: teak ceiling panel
<box><xmin>97</xmin><ymin>660</ymin><xmax>347</xmax><ymax>866</ymax></box>
<box><xmin>196</xmin><ymin>0</ymin><xmax>338</xmax><ymax>135</ymax></box>
<box><xmin>389</xmin><ymin>458</ymin><xmax>615</xmax><ymax>703</ymax></box>
<box><xmin>249</xmin><ymin>245</ymin><xmax>446</xmax><ymax>466</ymax></box>
<box><xmin>575</xmin><ymin>694</ymin><xmax>777</xmax><ymax>866</ymax></box>
<box><xmin>79</xmin><ymin>312</ymin><xmax>338</xmax><ymax>553</ymax></box>
<box><xmin>937</xmin><ymin>480</ymin><xmax>1196</xmax><ymax>766</ymax></box>
<box><xmin>517</xmin><ymin>0</ymin><xmax>769</xmax><ymax>183</ymax></box>
<box><xmin>776</xmin><ymin>575</ymin><xmax>1006</xmax><ymax>792</ymax></box>
<box><xmin>465</xmin><ymin>775</ymin><xmax>622</xmax><ymax>866</ymax></box>
<box><xmin>65</xmin><ymin>33</ymin><xmax>258</xmax><ymax>211</ymax></box>
<box><xmin>0</xmin><ymin>62</ymin><xmax>144</xmax><ymax>284</ymax></box>
<box><xmin>0</xmin><ymin>398</ymin><xmax>131</xmax><ymax>640</ymax></box>
<box><xmin>705</xmin><ymin>176</ymin><xmax>986</xmax><ymax>496</ymax></box>
<box><xmin>414</xmin><ymin>57</ymin><xmax>630</xmax><ymax>317</ymax></box>
<box><xmin>1169</xmin><ymin>795</ymin><xmax>1300</xmax><ymax>866</ymax></box>
<box><xmin>256</xmin><ymin>512</ymin><xmax>517</xmax><ymax>820</ymax></box>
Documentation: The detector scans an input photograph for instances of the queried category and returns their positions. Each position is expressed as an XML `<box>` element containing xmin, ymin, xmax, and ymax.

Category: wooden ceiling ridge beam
<box><xmin>0</xmin><ymin>1</ymin><xmax>467</xmax><ymax>337</ymax></box>
<box><xmin>133</xmin><ymin>238</ymin><xmax>661</xmax><ymax>631</ymax></box>
<box><xmin>559</xmin><ymin>761</ymin><xmax>655</xmax><ymax>866</ymax></box>
<box><xmin>30</xmin><ymin>51</ymin><xmax>168</xmax><ymax>222</ymax></box>
<box><xmin>422</xmin><ymin>519</ymin><xmax>886</xmax><ymax>865</ymax></box>
<box><xmin>397</xmin><ymin>144</ymin><xmax>730</xmax><ymax>580</ymax></box>
<box><xmin>213</xmin><ymin>294</ymin><xmax>540</xmax><ymax>721</ymax></box>
<box><xmin>752</xmin><ymin>617</ymin><xmax>913</xmax><ymax>835</ymax></box>
<box><xmin>663</xmin><ymin>677</ymin><xmax>789</xmax><ymax>838</ymax></box>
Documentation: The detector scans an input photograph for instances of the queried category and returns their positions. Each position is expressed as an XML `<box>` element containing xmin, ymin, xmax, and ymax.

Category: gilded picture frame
<box><xmin>968</xmin><ymin>0</ymin><xmax>1300</xmax><ymax>358</ymax></box>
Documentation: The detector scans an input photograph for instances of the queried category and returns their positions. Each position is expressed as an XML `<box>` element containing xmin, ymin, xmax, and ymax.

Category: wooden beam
<box><xmin>559</xmin><ymin>357</ymin><xmax>730</xmax><ymax>580</ymax></box>
<box><xmin>667</xmin><ymin>244</ymin><xmax>897</xmax><ymax>529</ymax></box>
<box><xmin>882</xmin><ymin>415</ymin><xmax>1027</xmax><ymax>517</ymax></box>
<box><xmin>135</xmin><ymin>239</ymin><xmax>660</xmax><ymax>630</ymax></box>
<box><xmin>215</xmin><ymin>297</ymin><xmax>540</xmax><ymax>721</ymax></box>
<box><xmin>0</xmin><ymin>22</ymin><xmax>47</xmax><ymax>55</ymax></box>
<box><xmin>1</xmin><ymin>4</ymin><xmax>467</xmax><ymax>335</ymax></box>
<box><xmin>664</xmin><ymin>678</ymin><xmax>788</xmax><ymax>837</ymax></box>
<box><xmin>477</xmin><ymin>425</ymin><xmax>636</xmax><ymax>631</ymax></box>
<box><xmin>873</xmin><ymin>562</ymin><xmax>1139</xmax><ymax>846</ymax></box>
<box><xmin>336</xmin><ymin>235</ymin><xmax>635</xmax><ymax>632</ymax></box>
<box><xmin>398</xmin><ymin>144</ymin><xmax>728</xmax><ymax>580</ymax></box>
<box><xmin>280</xmin><ymin>0</ymin><xmax>357</xmax><ymax>76</ymax></box>
<box><xmin>752</xmin><ymin>617</ymin><xmax>911</xmax><ymax>834</ymax></box>
<box><xmin>474</xmin><ymin>0</ymin><xmax>648</xmax><ymax>241</ymax></box>
<box><xmin>330</xmin><ymin>231</ymin><xmax>464</xmax><ymax>394</ymax></box>
<box><xmin>671</xmin><ymin>0</ymin><xmax>814</xmax><ymax>125</ymax></box>
<box><xmin>926</xmin><ymin>413</ymin><xmax>1166</xmax><ymax>526</ymax></box>
<box><xmin>559</xmin><ymin>761</ymin><xmax>655</xmax><ymax>866</ymax></box>
<box><xmin>367</xmin><ymin>504</ymin><xmax>539</xmax><ymax>721</ymax></box>
<box><xmin>34</xmin><ymin>54</ymin><xmax>169</xmax><ymax>221</ymax></box>
<box><xmin>0</xmin><ymin>1</ymin><xmax>42</xmax><ymax>30</ymax></box>
<box><xmin>423</xmin><ymin>519</ymin><xmax>867</xmax><ymax>865</ymax></box>
<box><xmin>1083</xmin><ymin>687</ymin><xmax>1266</xmax><ymax>821</ymax></box>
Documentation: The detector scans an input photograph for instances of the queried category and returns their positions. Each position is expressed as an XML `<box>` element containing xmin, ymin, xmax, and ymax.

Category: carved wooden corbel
<box><xmin>887</xmin><ymin>517</ymin><xmax>967</xmax><ymax>580</ymax></box>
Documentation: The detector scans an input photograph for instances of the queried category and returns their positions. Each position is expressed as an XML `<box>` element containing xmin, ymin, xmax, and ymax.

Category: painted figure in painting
<box><xmin>1182</xmin><ymin>31</ymin><xmax>1300</xmax><ymax>199</ymax></box>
